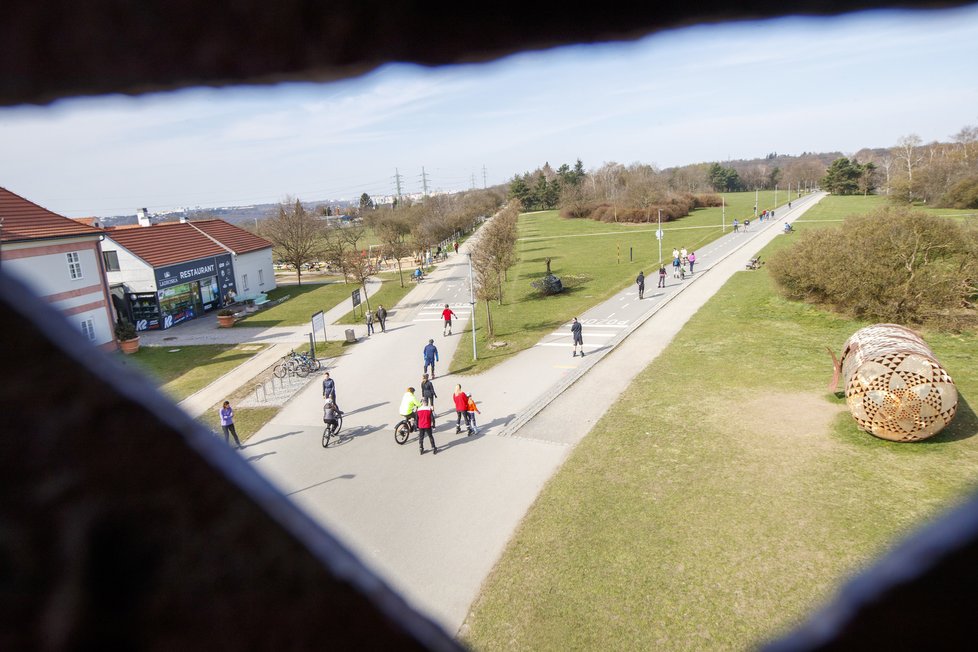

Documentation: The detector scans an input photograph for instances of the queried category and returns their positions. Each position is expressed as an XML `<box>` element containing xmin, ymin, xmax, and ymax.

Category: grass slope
<box><xmin>452</xmin><ymin>191</ymin><xmax>781</xmax><ymax>375</ymax></box>
<box><xmin>464</xmin><ymin>197</ymin><xmax>978</xmax><ymax>651</ymax></box>
<box><xmin>118</xmin><ymin>343</ymin><xmax>267</xmax><ymax>402</ymax></box>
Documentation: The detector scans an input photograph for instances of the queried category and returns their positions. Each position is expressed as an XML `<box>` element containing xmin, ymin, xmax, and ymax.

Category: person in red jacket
<box><xmin>453</xmin><ymin>384</ymin><xmax>471</xmax><ymax>435</ymax></box>
<box><xmin>417</xmin><ymin>402</ymin><xmax>437</xmax><ymax>455</ymax></box>
<box><xmin>442</xmin><ymin>304</ymin><xmax>458</xmax><ymax>336</ymax></box>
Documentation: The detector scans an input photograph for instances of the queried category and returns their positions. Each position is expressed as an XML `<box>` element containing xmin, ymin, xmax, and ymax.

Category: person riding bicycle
<box><xmin>323</xmin><ymin>397</ymin><xmax>344</xmax><ymax>435</ymax></box>
<box><xmin>399</xmin><ymin>386</ymin><xmax>422</xmax><ymax>430</ymax></box>
<box><xmin>784</xmin><ymin>222</ymin><xmax>794</xmax><ymax>233</ymax></box>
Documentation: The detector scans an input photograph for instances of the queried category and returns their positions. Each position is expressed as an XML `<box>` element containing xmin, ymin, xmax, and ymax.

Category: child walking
<box><xmin>466</xmin><ymin>394</ymin><xmax>481</xmax><ymax>435</ymax></box>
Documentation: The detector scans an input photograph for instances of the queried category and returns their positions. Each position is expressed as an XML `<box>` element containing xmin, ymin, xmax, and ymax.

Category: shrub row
<box><xmin>768</xmin><ymin>207</ymin><xmax>978</xmax><ymax>326</ymax></box>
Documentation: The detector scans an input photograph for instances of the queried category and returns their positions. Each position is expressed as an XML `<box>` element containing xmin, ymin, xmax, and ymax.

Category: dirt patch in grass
<box><xmin>734</xmin><ymin>392</ymin><xmax>845</xmax><ymax>446</ymax></box>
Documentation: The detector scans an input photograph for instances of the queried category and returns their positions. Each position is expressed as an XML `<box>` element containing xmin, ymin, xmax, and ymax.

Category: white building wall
<box><xmin>232</xmin><ymin>248</ymin><xmax>276</xmax><ymax>295</ymax></box>
<box><xmin>3</xmin><ymin>238</ymin><xmax>102</xmax><ymax>298</ymax></box>
<box><xmin>1</xmin><ymin>236</ymin><xmax>115</xmax><ymax>348</ymax></box>
<box><xmin>100</xmin><ymin>240</ymin><xmax>158</xmax><ymax>292</ymax></box>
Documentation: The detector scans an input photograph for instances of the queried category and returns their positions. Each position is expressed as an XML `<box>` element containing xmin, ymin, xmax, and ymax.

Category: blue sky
<box><xmin>2</xmin><ymin>6</ymin><xmax>977</xmax><ymax>217</ymax></box>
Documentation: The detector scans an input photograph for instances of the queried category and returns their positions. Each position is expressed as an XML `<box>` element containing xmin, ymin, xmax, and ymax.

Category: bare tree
<box><xmin>322</xmin><ymin>219</ymin><xmax>365</xmax><ymax>281</ymax></box>
<box><xmin>366</xmin><ymin>211</ymin><xmax>412</xmax><ymax>287</ymax></box>
<box><xmin>342</xmin><ymin>249</ymin><xmax>373</xmax><ymax>314</ymax></box>
<box><xmin>259</xmin><ymin>198</ymin><xmax>323</xmax><ymax>286</ymax></box>
<box><xmin>894</xmin><ymin>134</ymin><xmax>924</xmax><ymax>202</ymax></box>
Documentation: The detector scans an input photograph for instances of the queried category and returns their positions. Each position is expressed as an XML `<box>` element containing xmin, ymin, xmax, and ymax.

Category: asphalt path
<box><xmin>240</xmin><ymin>192</ymin><xmax>826</xmax><ymax>634</ymax></box>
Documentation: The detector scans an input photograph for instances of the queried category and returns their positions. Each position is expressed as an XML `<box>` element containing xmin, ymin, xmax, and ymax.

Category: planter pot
<box><xmin>217</xmin><ymin>314</ymin><xmax>236</xmax><ymax>328</ymax></box>
<box><xmin>119</xmin><ymin>337</ymin><xmax>140</xmax><ymax>355</ymax></box>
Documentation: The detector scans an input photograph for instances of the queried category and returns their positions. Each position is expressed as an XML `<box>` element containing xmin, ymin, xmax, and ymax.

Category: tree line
<box><xmin>257</xmin><ymin>187</ymin><xmax>506</xmax><ymax>288</ymax></box>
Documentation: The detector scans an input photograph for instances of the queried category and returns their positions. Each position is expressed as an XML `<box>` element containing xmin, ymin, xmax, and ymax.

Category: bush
<box><xmin>768</xmin><ymin>207</ymin><xmax>978</xmax><ymax>325</ymax></box>
<box><xmin>942</xmin><ymin>175</ymin><xmax>978</xmax><ymax>209</ymax></box>
<box><xmin>115</xmin><ymin>318</ymin><xmax>138</xmax><ymax>341</ymax></box>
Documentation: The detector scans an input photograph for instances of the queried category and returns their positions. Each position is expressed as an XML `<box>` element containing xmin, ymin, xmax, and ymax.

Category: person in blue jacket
<box><xmin>423</xmin><ymin>339</ymin><xmax>439</xmax><ymax>378</ymax></box>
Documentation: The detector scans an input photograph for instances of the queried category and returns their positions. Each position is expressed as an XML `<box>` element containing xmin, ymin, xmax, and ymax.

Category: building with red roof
<box><xmin>0</xmin><ymin>187</ymin><xmax>117</xmax><ymax>350</ymax></box>
<box><xmin>101</xmin><ymin>216</ymin><xmax>274</xmax><ymax>330</ymax></box>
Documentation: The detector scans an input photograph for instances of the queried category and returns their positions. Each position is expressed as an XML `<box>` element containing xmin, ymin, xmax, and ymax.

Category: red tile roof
<box><xmin>189</xmin><ymin>219</ymin><xmax>272</xmax><ymax>255</ymax></box>
<box><xmin>0</xmin><ymin>187</ymin><xmax>103</xmax><ymax>243</ymax></box>
<box><xmin>105</xmin><ymin>222</ymin><xmax>228</xmax><ymax>268</ymax></box>
<box><xmin>104</xmin><ymin>219</ymin><xmax>271</xmax><ymax>268</ymax></box>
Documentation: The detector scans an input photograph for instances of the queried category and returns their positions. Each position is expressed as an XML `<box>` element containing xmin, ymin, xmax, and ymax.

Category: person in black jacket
<box><xmin>635</xmin><ymin>271</ymin><xmax>645</xmax><ymax>299</ymax></box>
<box><xmin>571</xmin><ymin>317</ymin><xmax>584</xmax><ymax>357</ymax></box>
<box><xmin>421</xmin><ymin>373</ymin><xmax>437</xmax><ymax>410</ymax></box>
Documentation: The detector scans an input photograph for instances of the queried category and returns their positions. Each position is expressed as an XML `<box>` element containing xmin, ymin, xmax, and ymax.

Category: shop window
<box><xmin>243</xmin><ymin>274</ymin><xmax>250</xmax><ymax>291</ymax></box>
<box><xmin>103</xmin><ymin>250</ymin><xmax>120</xmax><ymax>271</ymax></box>
<box><xmin>80</xmin><ymin>318</ymin><xmax>96</xmax><ymax>342</ymax></box>
<box><xmin>258</xmin><ymin>269</ymin><xmax>265</xmax><ymax>286</ymax></box>
<box><xmin>67</xmin><ymin>252</ymin><xmax>83</xmax><ymax>280</ymax></box>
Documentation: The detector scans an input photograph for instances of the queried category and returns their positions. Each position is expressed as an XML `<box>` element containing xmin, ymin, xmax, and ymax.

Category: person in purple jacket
<box><xmin>220</xmin><ymin>400</ymin><xmax>242</xmax><ymax>448</ymax></box>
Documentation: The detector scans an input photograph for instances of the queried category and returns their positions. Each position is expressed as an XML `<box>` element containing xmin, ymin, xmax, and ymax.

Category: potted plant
<box><xmin>115</xmin><ymin>318</ymin><xmax>140</xmax><ymax>355</ymax></box>
<box><xmin>217</xmin><ymin>308</ymin><xmax>236</xmax><ymax>328</ymax></box>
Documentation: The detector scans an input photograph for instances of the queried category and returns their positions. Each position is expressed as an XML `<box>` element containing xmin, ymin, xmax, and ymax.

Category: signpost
<box><xmin>351</xmin><ymin>288</ymin><xmax>362</xmax><ymax>320</ymax></box>
<box><xmin>311</xmin><ymin>310</ymin><xmax>326</xmax><ymax>352</ymax></box>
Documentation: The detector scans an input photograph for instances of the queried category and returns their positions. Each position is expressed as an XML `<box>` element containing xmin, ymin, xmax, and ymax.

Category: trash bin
<box><xmin>345</xmin><ymin>328</ymin><xmax>356</xmax><ymax>343</ymax></box>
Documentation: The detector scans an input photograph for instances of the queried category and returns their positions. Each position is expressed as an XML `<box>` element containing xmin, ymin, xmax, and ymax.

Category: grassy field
<box><xmin>118</xmin><ymin>343</ymin><xmax>267</xmax><ymax>402</ymax></box>
<box><xmin>333</xmin><ymin>270</ymin><xmax>420</xmax><ymax>325</ymax></box>
<box><xmin>463</xmin><ymin>195</ymin><xmax>978</xmax><ymax>650</ymax></box>
<box><xmin>236</xmin><ymin>281</ymin><xmax>361</xmax><ymax>327</ymax></box>
<box><xmin>450</xmin><ymin>191</ymin><xmax>783</xmax><ymax>375</ymax></box>
<box><xmin>198</xmin><ymin>406</ymin><xmax>281</xmax><ymax>443</ymax></box>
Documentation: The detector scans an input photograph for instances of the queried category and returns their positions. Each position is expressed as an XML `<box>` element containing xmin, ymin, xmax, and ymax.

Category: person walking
<box><xmin>635</xmin><ymin>271</ymin><xmax>645</xmax><ymax>300</ymax></box>
<box><xmin>366</xmin><ymin>310</ymin><xmax>374</xmax><ymax>335</ymax></box>
<box><xmin>672</xmin><ymin>247</ymin><xmax>680</xmax><ymax>261</ymax></box>
<box><xmin>453</xmin><ymin>240</ymin><xmax>459</xmax><ymax>255</ymax></box>
<box><xmin>466</xmin><ymin>394</ymin><xmax>481</xmax><ymax>435</ymax></box>
<box><xmin>441</xmin><ymin>304</ymin><xmax>457</xmax><ymax>336</ymax></box>
<box><xmin>672</xmin><ymin>256</ymin><xmax>681</xmax><ymax>278</ymax></box>
<box><xmin>423</xmin><ymin>339</ymin><xmax>439</xmax><ymax>377</ymax></box>
<box><xmin>453</xmin><ymin>384</ymin><xmax>472</xmax><ymax>434</ymax></box>
<box><xmin>688</xmin><ymin>251</ymin><xmax>696</xmax><ymax>273</ymax></box>
<box><xmin>658</xmin><ymin>265</ymin><xmax>667</xmax><ymax>288</ymax></box>
<box><xmin>421</xmin><ymin>373</ymin><xmax>437</xmax><ymax>410</ymax></box>
<box><xmin>321</xmin><ymin>371</ymin><xmax>338</xmax><ymax>409</ymax></box>
<box><xmin>680</xmin><ymin>246</ymin><xmax>688</xmax><ymax>260</ymax></box>
<box><xmin>732</xmin><ymin>218</ymin><xmax>739</xmax><ymax>233</ymax></box>
<box><xmin>219</xmin><ymin>401</ymin><xmax>242</xmax><ymax>448</ymax></box>
<box><xmin>417</xmin><ymin>401</ymin><xmax>437</xmax><ymax>455</ymax></box>
<box><xmin>375</xmin><ymin>304</ymin><xmax>387</xmax><ymax>332</ymax></box>
<box><xmin>571</xmin><ymin>317</ymin><xmax>584</xmax><ymax>357</ymax></box>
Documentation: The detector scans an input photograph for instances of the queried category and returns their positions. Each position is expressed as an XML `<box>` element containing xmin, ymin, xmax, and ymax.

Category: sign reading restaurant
<box><xmin>155</xmin><ymin>254</ymin><xmax>234</xmax><ymax>289</ymax></box>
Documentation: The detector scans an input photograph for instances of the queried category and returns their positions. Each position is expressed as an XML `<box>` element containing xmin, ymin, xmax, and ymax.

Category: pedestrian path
<box><xmin>232</xmin><ymin>193</ymin><xmax>827</xmax><ymax>635</ymax></box>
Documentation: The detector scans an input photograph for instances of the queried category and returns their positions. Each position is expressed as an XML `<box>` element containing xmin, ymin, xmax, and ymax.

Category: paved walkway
<box><xmin>231</xmin><ymin>193</ymin><xmax>826</xmax><ymax>634</ymax></box>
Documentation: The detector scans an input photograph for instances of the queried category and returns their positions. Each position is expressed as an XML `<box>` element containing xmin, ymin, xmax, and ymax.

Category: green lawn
<box><xmin>119</xmin><ymin>343</ymin><xmax>267</xmax><ymax>402</ymax></box>
<box><xmin>464</xmin><ymin>196</ymin><xmax>978</xmax><ymax>650</ymax></box>
<box><xmin>198</xmin><ymin>406</ymin><xmax>280</xmax><ymax>444</ymax></box>
<box><xmin>451</xmin><ymin>191</ymin><xmax>785</xmax><ymax>375</ymax></box>
<box><xmin>333</xmin><ymin>271</ymin><xmax>420</xmax><ymax>325</ymax></box>
<box><xmin>236</xmin><ymin>281</ymin><xmax>361</xmax><ymax>327</ymax></box>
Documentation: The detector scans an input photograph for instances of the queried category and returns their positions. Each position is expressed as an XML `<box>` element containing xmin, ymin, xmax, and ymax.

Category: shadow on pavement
<box><xmin>244</xmin><ymin>429</ymin><xmax>304</xmax><ymax>447</ymax></box>
<box><xmin>246</xmin><ymin>451</ymin><xmax>277</xmax><ymax>462</ymax></box>
<box><xmin>341</xmin><ymin>401</ymin><xmax>389</xmax><ymax>416</ymax></box>
<box><xmin>287</xmin><ymin>473</ymin><xmax>356</xmax><ymax>496</ymax></box>
<box><xmin>324</xmin><ymin>425</ymin><xmax>375</xmax><ymax>447</ymax></box>
<box><xmin>432</xmin><ymin>413</ymin><xmax>516</xmax><ymax>452</ymax></box>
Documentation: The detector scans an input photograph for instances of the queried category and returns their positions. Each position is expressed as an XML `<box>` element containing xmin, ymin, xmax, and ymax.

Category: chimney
<box><xmin>136</xmin><ymin>208</ymin><xmax>151</xmax><ymax>227</ymax></box>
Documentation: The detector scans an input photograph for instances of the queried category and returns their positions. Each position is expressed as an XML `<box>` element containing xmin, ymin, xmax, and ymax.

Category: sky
<box><xmin>2</xmin><ymin>6</ymin><xmax>978</xmax><ymax>218</ymax></box>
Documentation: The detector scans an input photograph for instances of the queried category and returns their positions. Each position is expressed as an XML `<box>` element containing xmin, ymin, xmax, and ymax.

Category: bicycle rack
<box><xmin>254</xmin><ymin>383</ymin><xmax>267</xmax><ymax>403</ymax></box>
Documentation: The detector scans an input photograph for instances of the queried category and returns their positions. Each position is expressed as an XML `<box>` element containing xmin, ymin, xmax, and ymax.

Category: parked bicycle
<box><xmin>273</xmin><ymin>349</ymin><xmax>322</xmax><ymax>378</ymax></box>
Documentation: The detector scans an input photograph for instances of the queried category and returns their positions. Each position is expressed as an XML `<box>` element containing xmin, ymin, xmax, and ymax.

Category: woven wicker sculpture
<box><xmin>832</xmin><ymin>324</ymin><xmax>957</xmax><ymax>442</ymax></box>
